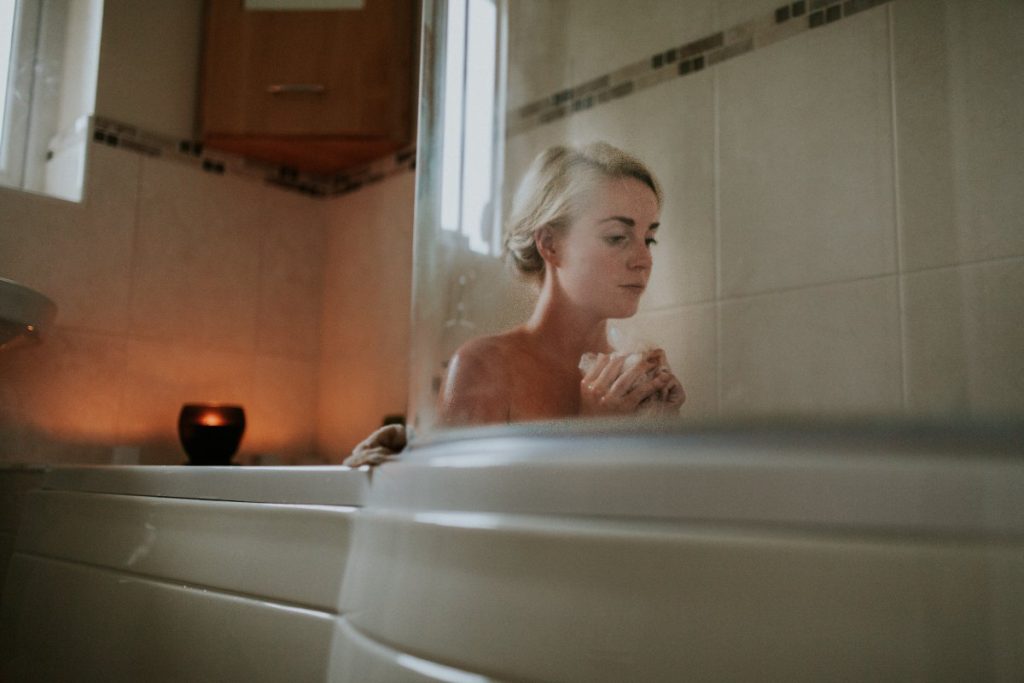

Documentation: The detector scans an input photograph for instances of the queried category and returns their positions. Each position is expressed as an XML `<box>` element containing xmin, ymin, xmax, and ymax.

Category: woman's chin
<box><xmin>607</xmin><ymin>302</ymin><xmax>641</xmax><ymax>319</ymax></box>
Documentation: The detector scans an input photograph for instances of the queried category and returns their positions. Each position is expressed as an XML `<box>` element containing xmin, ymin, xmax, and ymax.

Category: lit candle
<box><xmin>178</xmin><ymin>404</ymin><xmax>246</xmax><ymax>466</ymax></box>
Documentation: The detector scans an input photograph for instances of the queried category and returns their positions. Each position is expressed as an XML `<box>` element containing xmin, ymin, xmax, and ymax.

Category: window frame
<box><xmin>0</xmin><ymin>0</ymin><xmax>41</xmax><ymax>190</ymax></box>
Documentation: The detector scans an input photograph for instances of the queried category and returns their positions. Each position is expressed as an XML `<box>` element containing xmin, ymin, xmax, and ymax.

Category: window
<box><xmin>0</xmin><ymin>0</ymin><xmax>37</xmax><ymax>189</ymax></box>
<box><xmin>0</xmin><ymin>0</ymin><xmax>102</xmax><ymax>201</ymax></box>
<box><xmin>439</xmin><ymin>0</ymin><xmax>505</xmax><ymax>256</ymax></box>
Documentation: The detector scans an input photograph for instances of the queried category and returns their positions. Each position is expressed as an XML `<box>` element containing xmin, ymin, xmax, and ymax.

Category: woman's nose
<box><xmin>630</xmin><ymin>241</ymin><xmax>653</xmax><ymax>270</ymax></box>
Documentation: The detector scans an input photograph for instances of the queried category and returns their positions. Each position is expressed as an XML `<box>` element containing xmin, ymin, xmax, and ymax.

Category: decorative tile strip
<box><xmin>507</xmin><ymin>0</ymin><xmax>893</xmax><ymax>138</ymax></box>
<box><xmin>87</xmin><ymin>116</ymin><xmax>416</xmax><ymax>199</ymax></box>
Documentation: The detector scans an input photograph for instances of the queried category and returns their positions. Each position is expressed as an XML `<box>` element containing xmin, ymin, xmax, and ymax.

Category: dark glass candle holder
<box><xmin>178</xmin><ymin>404</ymin><xmax>246</xmax><ymax>466</ymax></box>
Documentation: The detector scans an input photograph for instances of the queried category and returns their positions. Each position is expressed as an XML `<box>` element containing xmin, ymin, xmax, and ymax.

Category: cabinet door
<box><xmin>201</xmin><ymin>0</ymin><xmax>414</xmax><ymax>141</ymax></box>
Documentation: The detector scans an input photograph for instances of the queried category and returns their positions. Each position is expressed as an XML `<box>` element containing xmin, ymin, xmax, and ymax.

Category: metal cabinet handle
<box><xmin>266</xmin><ymin>83</ymin><xmax>327</xmax><ymax>94</ymax></box>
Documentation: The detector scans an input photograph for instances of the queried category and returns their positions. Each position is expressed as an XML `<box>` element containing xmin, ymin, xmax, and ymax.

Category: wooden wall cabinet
<box><xmin>200</xmin><ymin>0</ymin><xmax>416</xmax><ymax>174</ymax></box>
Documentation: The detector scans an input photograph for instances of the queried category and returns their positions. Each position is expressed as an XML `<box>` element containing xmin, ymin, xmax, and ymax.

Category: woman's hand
<box><xmin>644</xmin><ymin>349</ymin><xmax>685</xmax><ymax>415</ymax></box>
<box><xmin>579</xmin><ymin>352</ymin><xmax>673</xmax><ymax>416</ymax></box>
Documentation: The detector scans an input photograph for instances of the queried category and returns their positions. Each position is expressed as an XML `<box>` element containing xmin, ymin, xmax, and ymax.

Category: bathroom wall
<box><xmin>0</xmin><ymin>136</ymin><xmax>416</xmax><ymax>465</ymax></box>
<box><xmin>0</xmin><ymin>142</ymin><xmax>330</xmax><ymax>465</ymax></box>
<box><xmin>318</xmin><ymin>171</ymin><xmax>415</xmax><ymax>455</ymax></box>
<box><xmin>498</xmin><ymin>0</ymin><xmax>1023</xmax><ymax>422</ymax></box>
<box><xmin>94</xmin><ymin>0</ymin><xmax>204</xmax><ymax>140</ymax></box>
<box><xmin>0</xmin><ymin>0</ymin><xmax>418</xmax><ymax>465</ymax></box>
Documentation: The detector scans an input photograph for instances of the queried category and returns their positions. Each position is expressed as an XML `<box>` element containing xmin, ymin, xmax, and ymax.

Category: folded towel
<box><xmin>343</xmin><ymin>423</ymin><xmax>407</xmax><ymax>467</ymax></box>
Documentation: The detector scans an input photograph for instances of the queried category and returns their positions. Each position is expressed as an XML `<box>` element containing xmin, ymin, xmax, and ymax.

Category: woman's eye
<box><xmin>645</xmin><ymin>237</ymin><xmax>658</xmax><ymax>247</ymax></box>
<box><xmin>605</xmin><ymin>235</ymin><xmax>627</xmax><ymax>245</ymax></box>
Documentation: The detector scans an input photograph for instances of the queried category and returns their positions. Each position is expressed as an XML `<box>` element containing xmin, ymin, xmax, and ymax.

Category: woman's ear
<box><xmin>535</xmin><ymin>226</ymin><xmax>559</xmax><ymax>267</ymax></box>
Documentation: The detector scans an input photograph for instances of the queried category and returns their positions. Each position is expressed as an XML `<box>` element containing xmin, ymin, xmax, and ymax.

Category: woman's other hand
<box><xmin>646</xmin><ymin>348</ymin><xmax>685</xmax><ymax>414</ymax></box>
<box><xmin>579</xmin><ymin>352</ymin><xmax>672</xmax><ymax>416</ymax></box>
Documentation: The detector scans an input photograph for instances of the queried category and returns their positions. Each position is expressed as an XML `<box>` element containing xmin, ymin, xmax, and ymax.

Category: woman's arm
<box><xmin>438</xmin><ymin>337</ymin><xmax>511</xmax><ymax>426</ymax></box>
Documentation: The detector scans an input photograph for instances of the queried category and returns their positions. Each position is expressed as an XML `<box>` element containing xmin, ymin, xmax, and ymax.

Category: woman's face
<box><xmin>550</xmin><ymin>176</ymin><xmax>661</xmax><ymax>319</ymax></box>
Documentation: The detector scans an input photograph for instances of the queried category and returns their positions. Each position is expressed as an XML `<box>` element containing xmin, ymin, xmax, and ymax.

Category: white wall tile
<box><xmin>0</xmin><ymin>144</ymin><xmax>140</xmax><ymax>336</ymax></box>
<box><xmin>611</xmin><ymin>302</ymin><xmax>718</xmax><ymax>420</ymax></box>
<box><xmin>720</xmin><ymin>277</ymin><xmax>902</xmax><ymax>416</ymax></box>
<box><xmin>718</xmin><ymin>8</ymin><xmax>896</xmax><ymax>297</ymax></box>
<box><xmin>566</xmin><ymin>0</ymin><xmax>716</xmax><ymax>85</ymax></box>
<box><xmin>255</xmin><ymin>187</ymin><xmax>327</xmax><ymax>359</ymax></box>
<box><xmin>94</xmin><ymin>0</ymin><xmax>204</xmax><ymax>139</ymax></box>
<box><xmin>0</xmin><ymin>328</ymin><xmax>127</xmax><ymax>464</ymax></box>
<box><xmin>245</xmin><ymin>354</ymin><xmax>319</xmax><ymax>463</ymax></box>
<box><xmin>0</xmin><ymin>189</ymin><xmax>76</xmax><ymax>292</ymax></box>
<box><xmin>715</xmin><ymin>0</ymin><xmax>786</xmax><ymax>32</ymax></box>
<box><xmin>568</xmin><ymin>71</ymin><xmax>717</xmax><ymax>308</ymax></box>
<box><xmin>318</xmin><ymin>172</ymin><xmax>415</xmax><ymax>457</ymax></box>
<box><xmin>130</xmin><ymin>156</ymin><xmax>264</xmax><ymax>353</ymax></box>
<box><xmin>507</xmin><ymin>1</ymin><xmax>572</xmax><ymax>108</ymax></box>
<box><xmin>903</xmin><ymin>258</ymin><xmax>1024</xmax><ymax>418</ymax></box>
<box><xmin>893</xmin><ymin>0</ymin><xmax>1024</xmax><ymax>271</ymax></box>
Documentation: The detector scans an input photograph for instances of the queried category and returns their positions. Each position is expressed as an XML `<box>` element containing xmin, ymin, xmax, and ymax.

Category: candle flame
<box><xmin>199</xmin><ymin>412</ymin><xmax>227</xmax><ymax>426</ymax></box>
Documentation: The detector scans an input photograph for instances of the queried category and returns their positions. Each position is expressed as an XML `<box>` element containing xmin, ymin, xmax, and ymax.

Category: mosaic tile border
<box><xmin>88</xmin><ymin>116</ymin><xmax>416</xmax><ymax>199</ymax></box>
<box><xmin>506</xmin><ymin>0</ymin><xmax>893</xmax><ymax>137</ymax></box>
<box><xmin>83</xmin><ymin>0</ymin><xmax>889</xmax><ymax>192</ymax></box>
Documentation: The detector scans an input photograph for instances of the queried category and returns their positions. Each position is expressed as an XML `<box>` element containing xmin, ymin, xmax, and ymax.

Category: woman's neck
<box><xmin>522</xmin><ymin>277</ymin><xmax>612</xmax><ymax>364</ymax></box>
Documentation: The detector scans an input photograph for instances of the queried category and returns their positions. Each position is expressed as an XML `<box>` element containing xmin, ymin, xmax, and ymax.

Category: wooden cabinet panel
<box><xmin>200</xmin><ymin>0</ymin><xmax>415</xmax><ymax>172</ymax></box>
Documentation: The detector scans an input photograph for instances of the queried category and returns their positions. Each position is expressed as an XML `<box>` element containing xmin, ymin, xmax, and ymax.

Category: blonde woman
<box><xmin>439</xmin><ymin>142</ymin><xmax>685</xmax><ymax>426</ymax></box>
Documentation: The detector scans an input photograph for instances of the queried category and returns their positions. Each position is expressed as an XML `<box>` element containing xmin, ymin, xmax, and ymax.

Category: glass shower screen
<box><xmin>409</xmin><ymin>0</ymin><xmax>1024</xmax><ymax>438</ymax></box>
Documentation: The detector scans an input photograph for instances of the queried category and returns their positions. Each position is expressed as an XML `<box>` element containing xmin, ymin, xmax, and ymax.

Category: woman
<box><xmin>439</xmin><ymin>142</ymin><xmax>685</xmax><ymax>426</ymax></box>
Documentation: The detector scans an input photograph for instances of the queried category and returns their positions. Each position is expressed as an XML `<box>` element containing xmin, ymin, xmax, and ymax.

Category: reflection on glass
<box><xmin>410</xmin><ymin>0</ymin><xmax>1024</xmax><ymax>439</ymax></box>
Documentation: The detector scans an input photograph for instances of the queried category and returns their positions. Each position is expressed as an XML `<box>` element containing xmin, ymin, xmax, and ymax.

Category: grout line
<box><xmin>111</xmin><ymin>136</ymin><xmax>148</xmax><ymax>453</ymax></box>
<box><xmin>886</xmin><ymin>3</ymin><xmax>909</xmax><ymax>414</ymax></box>
<box><xmin>712</xmin><ymin>270</ymin><xmax>901</xmax><ymax>305</ymax></box>
<box><xmin>713</xmin><ymin>67</ymin><xmax>723</xmax><ymax>418</ymax></box>
<box><xmin>632</xmin><ymin>252</ymin><xmax>1019</xmax><ymax>314</ymax></box>
<box><xmin>899</xmin><ymin>253</ymin><xmax>1024</xmax><ymax>277</ymax></box>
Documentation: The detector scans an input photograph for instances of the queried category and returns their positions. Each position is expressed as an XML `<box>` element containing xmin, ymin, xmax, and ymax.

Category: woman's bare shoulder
<box><xmin>439</xmin><ymin>330</ymin><xmax>529</xmax><ymax>426</ymax></box>
<box><xmin>453</xmin><ymin>329</ymin><xmax>527</xmax><ymax>363</ymax></box>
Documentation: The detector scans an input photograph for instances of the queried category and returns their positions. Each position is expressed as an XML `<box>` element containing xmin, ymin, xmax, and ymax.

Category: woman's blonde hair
<box><xmin>503</xmin><ymin>142</ymin><xmax>662</xmax><ymax>278</ymax></box>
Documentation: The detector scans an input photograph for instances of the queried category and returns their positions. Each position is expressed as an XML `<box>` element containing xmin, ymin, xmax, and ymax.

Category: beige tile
<box><xmin>507</xmin><ymin>0</ymin><xmax>572</xmax><ymax>107</ymax></box>
<box><xmin>320</xmin><ymin>172</ymin><xmax>415</xmax><ymax>359</ymax></box>
<box><xmin>0</xmin><ymin>144</ymin><xmax>140</xmax><ymax>336</ymax></box>
<box><xmin>114</xmin><ymin>338</ymin><xmax>254</xmax><ymax>464</ymax></box>
<box><xmin>255</xmin><ymin>186</ymin><xmax>327</xmax><ymax>359</ymax></box>
<box><xmin>893</xmin><ymin>0</ymin><xmax>1024</xmax><ymax>270</ymax></box>
<box><xmin>718</xmin><ymin>8</ymin><xmax>896</xmax><ymax>297</ymax></box>
<box><xmin>715</xmin><ymin>0</ymin><xmax>788</xmax><ymax>32</ymax></box>
<box><xmin>317</xmin><ymin>354</ymin><xmax>408</xmax><ymax>461</ymax></box>
<box><xmin>94</xmin><ymin>0</ymin><xmax>203</xmax><ymax>139</ymax></box>
<box><xmin>903</xmin><ymin>258</ymin><xmax>1024</xmax><ymax>418</ymax></box>
<box><xmin>565</xmin><ymin>0</ymin><xmax>716</xmax><ymax>85</ymax></box>
<box><xmin>129</xmin><ymin>155</ymin><xmax>264</xmax><ymax>353</ymax></box>
<box><xmin>720</xmin><ymin>277</ymin><xmax>902</xmax><ymax>417</ymax></box>
<box><xmin>0</xmin><ymin>327</ymin><xmax>127</xmax><ymax>464</ymax></box>
<box><xmin>610</xmin><ymin>302</ymin><xmax>718</xmax><ymax>420</ymax></box>
<box><xmin>568</xmin><ymin>70</ymin><xmax>717</xmax><ymax>307</ymax></box>
<box><xmin>319</xmin><ymin>173</ymin><xmax>414</xmax><ymax>458</ymax></box>
<box><xmin>244</xmin><ymin>354</ymin><xmax>319</xmax><ymax>463</ymax></box>
<box><xmin>0</xmin><ymin>187</ymin><xmax>76</xmax><ymax>289</ymax></box>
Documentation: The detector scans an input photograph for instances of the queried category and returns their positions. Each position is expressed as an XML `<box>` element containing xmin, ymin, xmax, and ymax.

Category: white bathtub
<box><xmin>339</xmin><ymin>422</ymin><xmax>1024</xmax><ymax>682</ymax></box>
<box><xmin>3</xmin><ymin>422</ymin><xmax>1023</xmax><ymax>681</ymax></box>
<box><xmin>0</xmin><ymin>465</ymin><xmax>370</xmax><ymax>681</ymax></box>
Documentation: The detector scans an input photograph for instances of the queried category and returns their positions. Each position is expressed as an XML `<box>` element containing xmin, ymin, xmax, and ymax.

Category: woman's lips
<box><xmin>621</xmin><ymin>284</ymin><xmax>646</xmax><ymax>294</ymax></box>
